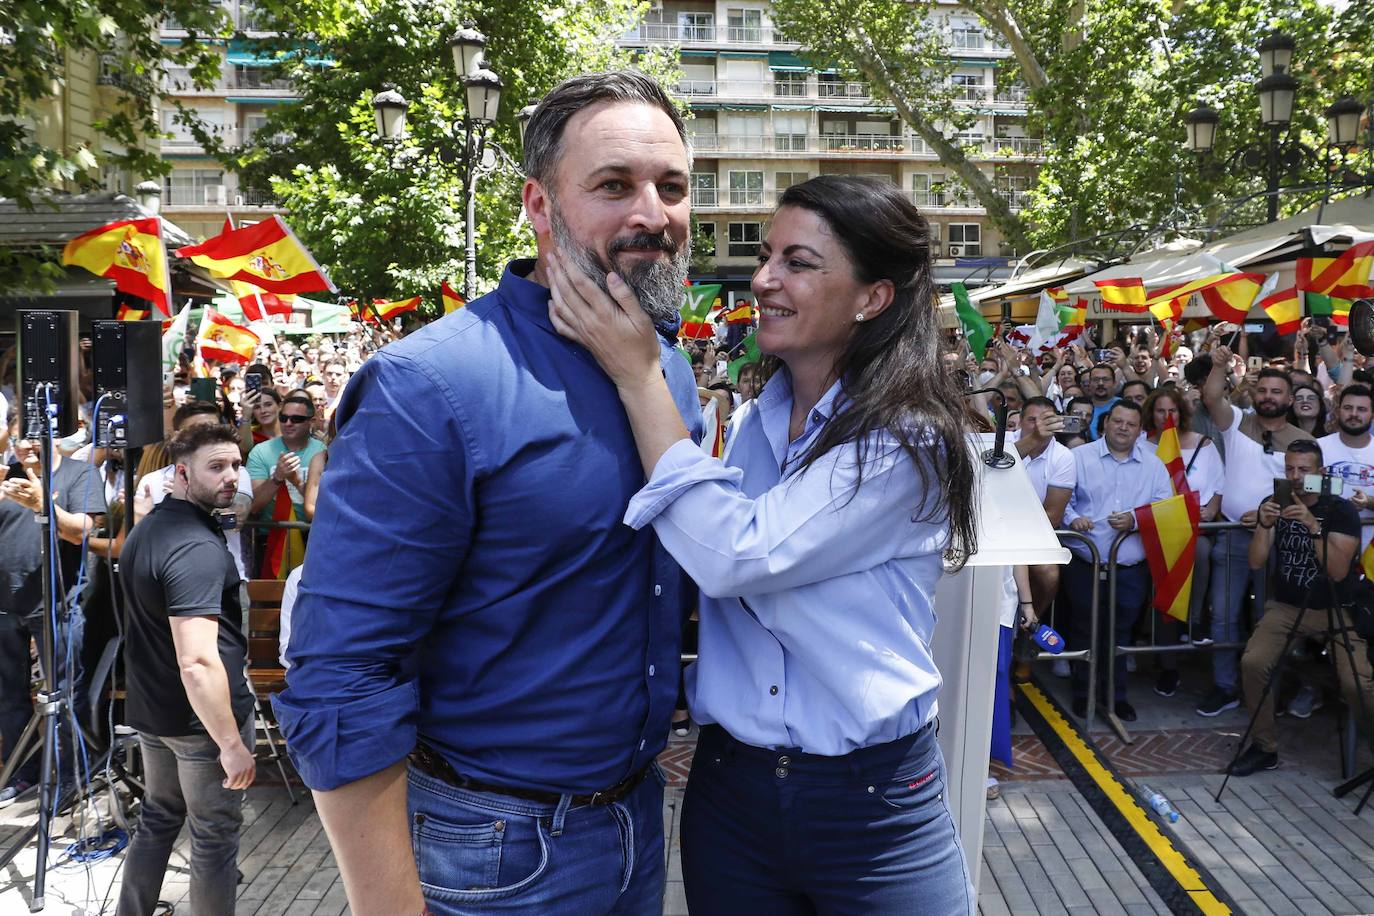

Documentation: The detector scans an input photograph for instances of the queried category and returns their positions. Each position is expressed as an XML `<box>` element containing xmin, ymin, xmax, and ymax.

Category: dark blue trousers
<box><xmin>1062</xmin><ymin>557</ymin><xmax>1150</xmax><ymax>704</ymax></box>
<box><xmin>681</xmin><ymin>722</ymin><xmax>974</xmax><ymax>915</ymax></box>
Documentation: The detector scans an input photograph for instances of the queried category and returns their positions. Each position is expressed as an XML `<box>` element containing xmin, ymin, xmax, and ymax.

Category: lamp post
<box><xmin>1184</xmin><ymin>31</ymin><xmax>1371</xmax><ymax>222</ymax></box>
<box><xmin>373</xmin><ymin>24</ymin><xmax>521</xmax><ymax>301</ymax></box>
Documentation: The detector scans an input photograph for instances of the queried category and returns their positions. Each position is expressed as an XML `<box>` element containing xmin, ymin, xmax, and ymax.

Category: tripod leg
<box><xmin>0</xmin><ymin>713</ymin><xmax>42</xmax><ymax>791</ymax></box>
<box><xmin>30</xmin><ymin>702</ymin><xmax>59</xmax><ymax>912</ymax></box>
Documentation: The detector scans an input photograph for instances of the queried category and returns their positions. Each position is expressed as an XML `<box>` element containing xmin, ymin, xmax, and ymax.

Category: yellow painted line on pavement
<box><xmin>1017</xmin><ymin>682</ymin><xmax>1231</xmax><ymax>916</ymax></box>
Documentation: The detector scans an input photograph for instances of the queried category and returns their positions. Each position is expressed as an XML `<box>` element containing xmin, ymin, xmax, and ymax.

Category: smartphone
<box><xmin>188</xmin><ymin>378</ymin><xmax>217</xmax><ymax>403</ymax></box>
<box><xmin>1273</xmin><ymin>477</ymin><xmax>1293</xmax><ymax>507</ymax></box>
<box><xmin>1302</xmin><ymin>474</ymin><xmax>1343</xmax><ymax>497</ymax></box>
<box><xmin>1090</xmin><ymin>348</ymin><xmax>1115</xmax><ymax>364</ymax></box>
<box><xmin>1061</xmin><ymin>415</ymin><xmax>1086</xmax><ymax>435</ymax></box>
<box><xmin>1243</xmin><ymin>322</ymin><xmax>1265</xmax><ymax>334</ymax></box>
<box><xmin>1247</xmin><ymin>356</ymin><xmax>1264</xmax><ymax>371</ymax></box>
<box><xmin>244</xmin><ymin>371</ymin><xmax>263</xmax><ymax>394</ymax></box>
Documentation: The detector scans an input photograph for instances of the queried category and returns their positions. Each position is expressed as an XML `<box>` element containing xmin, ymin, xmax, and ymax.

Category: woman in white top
<box><xmin>1142</xmin><ymin>385</ymin><xmax>1223</xmax><ymax>697</ymax></box>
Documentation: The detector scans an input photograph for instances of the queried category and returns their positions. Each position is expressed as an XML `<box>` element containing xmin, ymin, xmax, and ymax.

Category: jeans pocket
<box><xmin>873</xmin><ymin>761</ymin><xmax>945</xmax><ymax>813</ymax></box>
<box><xmin>410</xmin><ymin>805</ymin><xmax>549</xmax><ymax>903</ymax></box>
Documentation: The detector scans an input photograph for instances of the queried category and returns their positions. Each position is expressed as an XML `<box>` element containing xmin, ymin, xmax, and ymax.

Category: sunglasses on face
<box><xmin>280</xmin><ymin>414</ymin><xmax>312</xmax><ymax>425</ymax></box>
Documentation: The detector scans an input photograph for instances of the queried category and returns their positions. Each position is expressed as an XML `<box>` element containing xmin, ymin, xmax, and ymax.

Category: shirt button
<box><xmin>778</xmin><ymin>755</ymin><xmax>791</xmax><ymax>766</ymax></box>
<box><xmin>648</xmin><ymin>665</ymin><xmax>656</xmax><ymax>676</ymax></box>
<box><xmin>654</xmin><ymin>584</ymin><xmax>662</xmax><ymax>596</ymax></box>
<box><xmin>775</xmin><ymin>767</ymin><xmax>789</xmax><ymax>778</ymax></box>
<box><xmin>770</xmin><ymin>685</ymin><xmax>779</xmax><ymax>695</ymax></box>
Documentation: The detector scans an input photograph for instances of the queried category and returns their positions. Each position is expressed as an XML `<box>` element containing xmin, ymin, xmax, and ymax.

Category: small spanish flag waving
<box><xmin>441</xmin><ymin>280</ymin><xmax>464</xmax><ymax>314</ymax></box>
<box><xmin>1260</xmin><ymin>286</ymin><xmax>1302</xmax><ymax>335</ymax></box>
<box><xmin>62</xmin><ymin>218</ymin><xmax>174</xmax><ymax>316</ymax></box>
<box><xmin>1094</xmin><ymin>277</ymin><xmax>1148</xmax><ymax>312</ymax></box>
<box><xmin>372</xmin><ymin>296</ymin><xmax>421</xmax><ymax>321</ymax></box>
<box><xmin>175</xmin><ymin>215</ymin><xmax>334</xmax><ymax>295</ymax></box>
<box><xmin>1135</xmin><ymin>491</ymin><xmax>1202</xmax><ymax>622</ymax></box>
<box><xmin>196</xmin><ymin>307</ymin><xmax>260</xmax><ymax>365</ymax></box>
<box><xmin>1155</xmin><ymin>415</ymin><xmax>1192</xmax><ymax>496</ymax></box>
<box><xmin>115</xmin><ymin>304</ymin><xmax>150</xmax><ymax>321</ymax></box>
<box><xmin>723</xmin><ymin>302</ymin><xmax>755</xmax><ymax>325</ymax></box>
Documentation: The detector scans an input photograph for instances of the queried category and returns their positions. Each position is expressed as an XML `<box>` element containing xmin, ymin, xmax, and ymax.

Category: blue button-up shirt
<box><xmin>273</xmin><ymin>260</ymin><xmax>702</xmax><ymax>793</ymax></box>
<box><xmin>1062</xmin><ymin>437</ymin><xmax>1173</xmax><ymax>566</ymax></box>
<box><xmin>624</xmin><ymin>370</ymin><xmax>948</xmax><ymax>755</ymax></box>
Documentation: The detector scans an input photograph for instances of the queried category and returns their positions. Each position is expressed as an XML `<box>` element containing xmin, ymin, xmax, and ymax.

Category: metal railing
<box><xmin>1051</xmin><ymin>530</ymin><xmax>1103</xmax><ymax>731</ymax></box>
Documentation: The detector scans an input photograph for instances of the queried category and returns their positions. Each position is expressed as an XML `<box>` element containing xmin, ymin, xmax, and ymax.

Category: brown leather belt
<box><xmin>408</xmin><ymin>742</ymin><xmax>649</xmax><ymax>806</ymax></box>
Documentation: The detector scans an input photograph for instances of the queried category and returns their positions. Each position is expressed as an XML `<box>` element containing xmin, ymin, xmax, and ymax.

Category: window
<box><xmin>164</xmin><ymin>169</ymin><xmax>224</xmax><ymax>206</ymax></box>
<box><xmin>774</xmin><ymin>171</ymin><xmax>808</xmax><ymax>193</ymax></box>
<box><xmin>948</xmin><ymin>223</ymin><xmax>982</xmax><ymax>256</ymax></box>
<box><xmin>727</xmin><ymin>8</ymin><xmax>763</xmax><ymax>42</ymax></box>
<box><xmin>679</xmin><ymin>64</ymin><xmax>716</xmax><ymax>96</ymax></box>
<box><xmin>817</xmin><ymin>74</ymin><xmax>866</xmax><ymax>99</ymax></box>
<box><xmin>696</xmin><ymin>221</ymin><xmax>717</xmax><ymax>257</ymax></box>
<box><xmin>854</xmin><ymin>120</ymin><xmax>896</xmax><ymax>150</ymax></box>
<box><xmin>162</xmin><ymin>108</ymin><xmax>224</xmax><ymax>143</ymax></box>
<box><xmin>679</xmin><ymin>12</ymin><xmax>714</xmax><ymax>41</ymax></box>
<box><xmin>773</xmin><ymin>71</ymin><xmax>806</xmax><ymax>98</ymax></box>
<box><xmin>950</xmin><ymin>22</ymin><xmax>984</xmax><ymax>50</ymax></box>
<box><xmin>728</xmin><ymin>221</ymin><xmax>762</xmax><ymax>257</ymax></box>
<box><xmin>950</xmin><ymin>73</ymin><xmax>983</xmax><ymax>102</ymax></box>
<box><xmin>773</xmin><ymin>114</ymin><xmax>808</xmax><ymax>152</ymax></box>
<box><xmin>691</xmin><ymin>172</ymin><xmax>718</xmax><ymax>207</ymax></box>
<box><xmin>728</xmin><ymin>170</ymin><xmax>765</xmax><ymax>206</ymax></box>
<box><xmin>724</xmin><ymin>115</ymin><xmax>764</xmax><ymax>152</ymax></box>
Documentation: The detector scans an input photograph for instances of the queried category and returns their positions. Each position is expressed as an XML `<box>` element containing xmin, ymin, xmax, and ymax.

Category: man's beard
<box><xmin>1254</xmin><ymin>399</ymin><xmax>1288</xmax><ymax>419</ymax></box>
<box><xmin>1341</xmin><ymin>418</ymin><xmax>1373</xmax><ymax>437</ymax></box>
<box><xmin>550</xmin><ymin>205</ymin><xmax>689</xmax><ymax>327</ymax></box>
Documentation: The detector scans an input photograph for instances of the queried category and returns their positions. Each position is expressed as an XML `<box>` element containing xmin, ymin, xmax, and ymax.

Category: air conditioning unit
<box><xmin>204</xmin><ymin>185</ymin><xmax>227</xmax><ymax>205</ymax></box>
<box><xmin>948</xmin><ymin>244</ymin><xmax>965</xmax><ymax>258</ymax></box>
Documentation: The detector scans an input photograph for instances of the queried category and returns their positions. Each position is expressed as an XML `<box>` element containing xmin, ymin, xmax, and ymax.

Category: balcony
<box><xmin>233</xmin><ymin>67</ymin><xmax>294</xmax><ymax>92</ymax></box>
<box><xmin>97</xmin><ymin>54</ymin><xmax>151</xmax><ymax>95</ymax></box>
<box><xmin>691</xmin><ymin>131</ymin><xmax>930</xmax><ymax>157</ymax></box>
<box><xmin>816</xmin><ymin>80</ymin><xmax>872</xmax><ymax>102</ymax></box>
<box><xmin>819</xmin><ymin>133</ymin><xmax>903</xmax><ymax>152</ymax></box>
<box><xmin>910</xmin><ymin>189</ymin><xmax>982</xmax><ymax>211</ymax></box>
<box><xmin>619</xmin><ymin>22</ymin><xmax>799</xmax><ymax>48</ymax></box>
<box><xmin>946</xmin><ymin>29</ymin><xmax>1011</xmax><ymax>55</ymax></box>
<box><xmin>162</xmin><ymin>127</ymin><xmax>238</xmax><ymax>151</ymax></box>
<box><xmin>989</xmin><ymin>137</ymin><xmax>1044</xmax><ymax>157</ymax></box>
<box><xmin>241</xmin><ymin>187</ymin><xmax>279</xmax><ymax>206</ymax></box>
<box><xmin>691</xmin><ymin>188</ymin><xmax>718</xmax><ymax>208</ymax></box>
<box><xmin>165</xmin><ymin>185</ymin><xmax>228</xmax><ymax>207</ymax></box>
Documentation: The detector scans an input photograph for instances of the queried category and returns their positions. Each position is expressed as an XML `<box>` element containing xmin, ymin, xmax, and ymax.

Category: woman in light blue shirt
<box><xmin>547</xmin><ymin>175</ymin><xmax>979</xmax><ymax>914</ymax></box>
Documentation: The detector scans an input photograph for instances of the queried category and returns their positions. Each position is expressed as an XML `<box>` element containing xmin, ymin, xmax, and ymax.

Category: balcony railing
<box><xmin>674</xmin><ymin>78</ymin><xmax>875</xmax><ymax>103</ymax></box>
<box><xmin>165</xmin><ymin>185</ymin><xmax>227</xmax><ymax>207</ymax></box>
<box><xmin>691</xmin><ymin>132</ymin><xmax>934</xmax><ymax>155</ymax></box>
<box><xmin>947</xmin><ymin>29</ymin><xmax>1010</xmax><ymax>52</ymax></box>
<box><xmin>989</xmin><ymin>137</ymin><xmax>1044</xmax><ymax>157</ymax></box>
<box><xmin>691</xmin><ymin>188</ymin><xmax>718</xmax><ymax>207</ymax></box>
<box><xmin>817</xmin><ymin>80</ymin><xmax>871</xmax><ymax>100</ymax></box>
<box><xmin>910</xmin><ymin>189</ymin><xmax>981</xmax><ymax>210</ymax></box>
<box><xmin>241</xmin><ymin>187</ymin><xmax>279</xmax><ymax>206</ymax></box>
<box><xmin>821</xmin><ymin>133</ymin><xmax>904</xmax><ymax>152</ymax></box>
<box><xmin>619</xmin><ymin>22</ymin><xmax>796</xmax><ymax>46</ymax></box>
<box><xmin>162</xmin><ymin>127</ymin><xmax>237</xmax><ymax>150</ymax></box>
<box><xmin>234</xmin><ymin>68</ymin><xmax>294</xmax><ymax>91</ymax></box>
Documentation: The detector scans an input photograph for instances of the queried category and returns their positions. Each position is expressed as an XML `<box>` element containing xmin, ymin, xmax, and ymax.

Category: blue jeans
<box><xmin>405</xmin><ymin>762</ymin><xmax>666</xmax><ymax>915</ymax></box>
<box><xmin>681</xmin><ymin>722</ymin><xmax>974</xmax><ymax>915</ymax></box>
<box><xmin>1062</xmin><ymin>557</ymin><xmax>1150</xmax><ymax>704</ymax></box>
<box><xmin>1209</xmin><ymin>526</ymin><xmax>1266</xmax><ymax>695</ymax></box>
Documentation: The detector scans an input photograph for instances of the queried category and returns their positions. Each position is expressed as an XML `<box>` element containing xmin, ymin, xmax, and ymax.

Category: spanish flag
<box><xmin>1260</xmin><ymin>286</ymin><xmax>1303</xmax><ymax>334</ymax></box>
<box><xmin>196</xmin><ymin>307</ymin><xmax>260</xmax><ymax>365</ymax></box>
<box><xmin>1148</xmin><ymin>295</ymin><xmax>1185</xmax><ymax>325</ymax></box>
<box><xmin>231</xmin><ymin>279</ymin><xmax>294</xmax><ymax>321</ymax></box>
<box><xmin>1299</xmin><ymin>242</ymin><xmax>1374</xmax><ymax>301</ymax></box>
<box><xmin>1094</xmin><ymin>277</ymin><xmax>1148</xmax><ymax>312</ymax></box>
<box><xmin>723</xmin><ymin>302</ymin><xmax>754</xmax><ymax>325</ymax></box>
<box><xmin>263</xmin><ymin>485</ymin><xmax>306</xmax><ymax>580</ymax></box>
<box><xmin>1134</xmin><ymin>490</ymin><xmax>1201</xmax><ymax>622</ymax></box>
<box><xmin>1045</xmin><ymin>286</ymin><xmax>1069</xmax><ymax>304</ymax></box>
<box><xmin>373</xmin><ymin>296</ymin><xmax>420</xmax><ymax>321</ymax></box>
<box><xmin>62</xmin><ymin>218</ymin><xmax>174</xmax><ymax>316</ymax></box>
<box><xmin>1361</xmin><ymin>536</ymin><xmax>1374</xmax><ymax>584</ymax></box>
<box><xmin>441</xmin><ymin>280</ymin><xmax>464</xmax><ymax>314</ymax></box>
<box><xmin>175</xmin><ymin>215</ymin><xmax>334</xmax><ymax>295</ymax></box>
<box><xmin>1156</xmin><ymin>415</ymin><xmax>1191</xmax><ymax>495</ymax></box>
<box><xmin>1188</xmin><ymin>272</ymin><xmax>1268</xmax><ymax>323</ymax></box>
<box><xmin>115</xmin><ymin>304</ymin><xmax>149</xmax><ymax>321</ymax></box>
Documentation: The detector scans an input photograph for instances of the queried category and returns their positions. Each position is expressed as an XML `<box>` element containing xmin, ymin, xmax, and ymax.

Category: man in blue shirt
<box><xmin>274</xmin><ymin>71</ymin><xmax>701</xmax><ymax>915</ymax></box>
<box><xmin>1064</xmin><ymin>399</ymin><xmax>1173</xmax><ymax>722</ymax></box>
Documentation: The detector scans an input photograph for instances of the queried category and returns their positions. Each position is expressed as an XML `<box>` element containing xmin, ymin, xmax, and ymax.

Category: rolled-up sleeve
<box><xmin>624</xmin><ymin>434</ymin><xmax>936</xmax><ymax>599</ymax></box>
<box><xmin>273</xmin><ymin>352</ymin><xmax>474</xmax><ymax>790</ymax></box>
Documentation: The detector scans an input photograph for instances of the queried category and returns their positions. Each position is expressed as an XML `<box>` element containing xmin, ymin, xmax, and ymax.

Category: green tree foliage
<box><xmin>223</xmin><ymin>0</ymin><xmax>679</xmax><ymax>309</ymax></box>
<box><xmin>771</xmin><ymin>0</ymin><xmax>1373</xmax><ymax>254</ymax></box>
<box><xmin>1</xmin><ymin>0</ymin><xmax>228</xmax><ymax>290</ymax></box>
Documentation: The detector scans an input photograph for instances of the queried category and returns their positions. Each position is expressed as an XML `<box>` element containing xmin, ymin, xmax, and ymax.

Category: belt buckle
<box><xmin>588</xmin><ymin>789</ymin><xmax>606</xmax><ymax>805</ymax></box>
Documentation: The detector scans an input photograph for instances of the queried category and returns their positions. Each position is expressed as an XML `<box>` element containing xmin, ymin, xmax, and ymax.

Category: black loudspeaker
<box><xmin>1350</xmin><ymin>299</ymin><xmax>1374</xmax><ymax>358</ymax></box>
<box><xmin>16</xmin><ymin>310</ymin><xmax>80</xmax><ymax>441</ymax></box>
<box><xmin>91</xmin><ymin>320</ymin><xmax>165</xmax><ymax>448</ymax></box>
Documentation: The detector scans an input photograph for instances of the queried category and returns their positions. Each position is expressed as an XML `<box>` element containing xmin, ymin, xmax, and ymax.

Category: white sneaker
<box><xmin>1052</xmin><ymin>659</ymin><xmax>1071</xmax><ymax>678</ymax></box>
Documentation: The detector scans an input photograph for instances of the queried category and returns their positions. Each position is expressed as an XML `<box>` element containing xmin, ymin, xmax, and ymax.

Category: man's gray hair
<box><xmin>522</xmin><ymin>70</ymin><xmax>690</xmax><ymax>188</ymax></box>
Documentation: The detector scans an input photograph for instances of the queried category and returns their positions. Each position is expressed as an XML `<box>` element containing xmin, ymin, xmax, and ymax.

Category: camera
<box><xmin>1302</xmin><ymin>474</ymin><xmax>1344</xmax><ymax>497</ymax></box>
<box><xmin>1060</xmin><ymin>415</ymin><xmax>1086</xmax><ymax>435</ymax></box>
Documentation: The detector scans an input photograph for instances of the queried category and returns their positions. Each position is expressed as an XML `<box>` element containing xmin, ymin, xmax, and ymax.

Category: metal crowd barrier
<box><xmin>1049</xmin><ymin>530</ymin><xmax>1102</xmax><ymax>733</ymax></box>
<box><xmin>1104</xmin><ymin>520</ymin><xmax>1253</xmax><ymax>742</ymax></box>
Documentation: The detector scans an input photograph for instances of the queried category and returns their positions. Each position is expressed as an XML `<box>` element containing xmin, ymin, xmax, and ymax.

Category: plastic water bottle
<box><xmin>1141</xmin><ymin>785</ymin><xmax>1180</xmax><ymax>823</ymax></box>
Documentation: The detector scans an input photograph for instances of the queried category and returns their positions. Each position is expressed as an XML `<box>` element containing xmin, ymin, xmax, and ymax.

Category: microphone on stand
<box><xmin>965</xmin><ymin>387</ymin><xmax>1016</xmax><ymax>469</ymax></box>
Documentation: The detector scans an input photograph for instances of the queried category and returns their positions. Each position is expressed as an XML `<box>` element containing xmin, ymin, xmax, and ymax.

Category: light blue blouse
<box><xmin>624</xmin><ymin>371</ymin><xmax>949</xmax><ymax>755</ymax></box>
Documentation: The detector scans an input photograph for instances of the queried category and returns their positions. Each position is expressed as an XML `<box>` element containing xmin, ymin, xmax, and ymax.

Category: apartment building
<box><xmin>158</xmin><ymin>2</ymin><xmax>291</xmax><ymax>240</ymax></box>
<box><xmin>619</xmin><ymin>0</ymin><xmax>1037</xmax><ymax>298</ymax></box>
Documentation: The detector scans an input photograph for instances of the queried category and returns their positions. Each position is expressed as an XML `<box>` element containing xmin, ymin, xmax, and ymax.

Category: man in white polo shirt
<box><xmin>1016</xmin><ymin>397</ymin><xmax>1075</xmax><ymax>610</ymax></box>
<box><xmin>1199</xmin><ymin>345</ymin><xmax>1312</xmax><ymax>717</ymax></box>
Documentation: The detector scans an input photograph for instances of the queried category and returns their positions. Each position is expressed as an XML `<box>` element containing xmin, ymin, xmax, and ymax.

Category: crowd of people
<box><xmin>971</xmin><ymin>313</ymin><xmax>1374</xmax><ymax>782</ymax></box>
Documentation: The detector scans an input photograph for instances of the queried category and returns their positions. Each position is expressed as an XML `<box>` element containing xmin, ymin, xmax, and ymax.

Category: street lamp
<box><xmin>516</xmin><ymin>103</ymin><xmax>537</xmax><ymax>146</ymax></box>
<box><xmin>373</xmin><ymin>26</ymin><xmax>524</xmax><ymax>302</ymax></box>
<box><xmin>1184</xmin><ymin>31</ymin><xmax>1371</xmax><ymax>222</ymax></box>
<box><xmin>135</xmin><ymin>179</ymin><xmax>163</xmax><ymax>215</ymax></box>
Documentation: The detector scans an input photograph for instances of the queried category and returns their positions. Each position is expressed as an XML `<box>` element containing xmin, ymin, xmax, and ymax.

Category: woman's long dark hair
<box><xmin>770</xmin><ymin>176</ymin><xmax>978</xmax><ymax>565</ymax></box>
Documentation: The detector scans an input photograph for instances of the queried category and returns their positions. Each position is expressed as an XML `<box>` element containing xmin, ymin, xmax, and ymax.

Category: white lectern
<box><xmin>932</xmin><ymin>433</ymin><xmax>1071</xmax><ymax>894</ymax></box>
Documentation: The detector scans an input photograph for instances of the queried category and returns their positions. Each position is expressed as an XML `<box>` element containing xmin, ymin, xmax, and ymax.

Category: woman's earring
<box><xmin>855</xmin><ymin>313</ymin><xmax>865</xmax><ymax>323</ymax></box>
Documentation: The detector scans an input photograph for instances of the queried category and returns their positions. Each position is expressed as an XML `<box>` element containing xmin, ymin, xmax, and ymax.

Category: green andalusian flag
<box><xmin>727</xmin><ymin>331</ymin><xmax>760</xmax><ymax>383</ymax></box>
<box><xmin>952</xmin><ymin>281</ymin><xmax>992</xmax><ymax>357</ymax></box>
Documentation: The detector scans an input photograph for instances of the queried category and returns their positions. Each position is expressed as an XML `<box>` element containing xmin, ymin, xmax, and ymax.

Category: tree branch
<box><xmin>958</xmin><ymin>0</ymin><xmax>1049</xmax><ymax>88</ymax></box>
